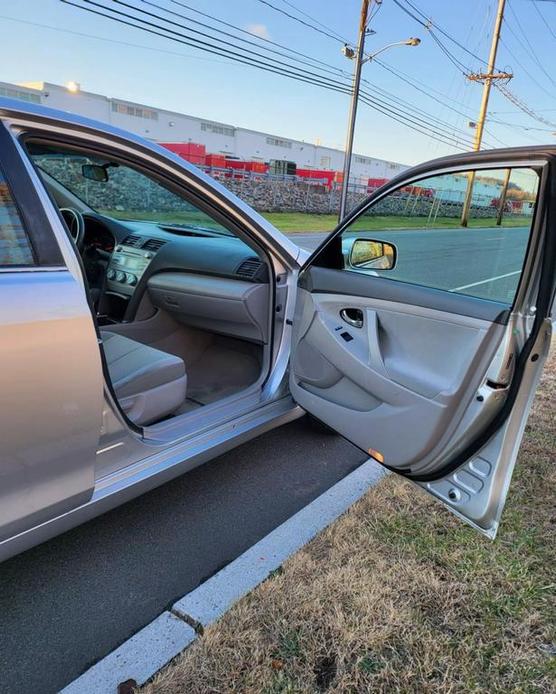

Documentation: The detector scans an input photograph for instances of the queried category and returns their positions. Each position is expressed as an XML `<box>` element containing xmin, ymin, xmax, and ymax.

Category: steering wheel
<box><xmin>60</xmin><ymin>207</ymin><xmax>85</xmax><ymax>251</ymax></box>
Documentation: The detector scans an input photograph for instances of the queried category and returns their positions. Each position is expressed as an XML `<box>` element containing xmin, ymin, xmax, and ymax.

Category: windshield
<box><xmin>29</xmin><ymin>145</ymin><xmax>233</xmax><ymax>234</ymax></box>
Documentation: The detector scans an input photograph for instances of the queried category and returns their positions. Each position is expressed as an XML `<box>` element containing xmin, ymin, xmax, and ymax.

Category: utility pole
<box><xmin>338</xmin><ymin>0</ymin><xmax>371</xmax><ymax>222</ymax></box>
<box><xmin>496</xmin><ymin>167</ymin><xmax>512</xmax><ymax>226</ymax></box>
<box><xmin>461</xmin><ymin>0</ymin><xmax>511</xmax><ymax>226</ymax></box>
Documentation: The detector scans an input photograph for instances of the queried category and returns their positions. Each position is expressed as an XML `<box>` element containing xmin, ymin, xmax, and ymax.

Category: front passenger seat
<box><xmin>101</xmin><ymin>331</ymin><xmax>187</xmax><ymax>425</ymax></box>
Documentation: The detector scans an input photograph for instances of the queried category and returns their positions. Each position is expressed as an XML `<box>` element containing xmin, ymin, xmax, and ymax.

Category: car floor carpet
<box><xmin>186</xmin><ymin>338</ymin><xmax>261</xmax><ymax>405</ymax></box>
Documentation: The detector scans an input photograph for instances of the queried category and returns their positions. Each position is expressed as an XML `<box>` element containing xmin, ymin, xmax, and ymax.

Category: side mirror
<box><xmin>82</xmin><ymin>164</ymin><xmax>109</xmax><ymax>182</ymax></box>
<box><xmin>349</xmin><ymin>238</ymin><xmax>397</xmax><ymax>270</ymax></box>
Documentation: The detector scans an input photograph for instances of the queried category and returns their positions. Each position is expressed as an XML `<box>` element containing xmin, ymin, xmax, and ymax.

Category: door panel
<box><xmin>0</xmin><ymin>272</ymin><xmax>104</xmax><ymax>542</ymax></box>
<box><xmin>0</xmin><ymin>120</ymin><xmax>104</xmax><ymax>543</ymax></box>
<box><xmin>292</xmin><ymin>153</ymin><xmax>556</xmax><ymax>537</ymax></box>
<box><xmin>305</xmin><ymin>265</ymin><xmax>510</xmax><ymax>323</ymax></box>
<box><xmin>292</xmin><ymin>286</ymin><xmax>505</xmax><ymax>469</ymax></box>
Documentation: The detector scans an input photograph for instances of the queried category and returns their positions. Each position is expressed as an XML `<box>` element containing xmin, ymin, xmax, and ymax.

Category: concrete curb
<box><xmin>173</xmin><ymin>458</ymin><xmax>386</xmax><ymax>626</ymax></box>
<box><xmin>61</xmin><ymin>611</ymin><xmax>196</xmax><ymax>693</ymax></box>
<box><xmin>61</xmin><ymin>458</ymin><xmax>385</xmax><ymax>693</ymax></box>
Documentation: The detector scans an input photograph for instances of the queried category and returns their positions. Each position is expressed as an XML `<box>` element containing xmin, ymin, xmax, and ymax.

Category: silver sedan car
<box><xmin>0</xmin><ymin>97</ymin><xmax>554</xmax><ymax>562</ymax></box>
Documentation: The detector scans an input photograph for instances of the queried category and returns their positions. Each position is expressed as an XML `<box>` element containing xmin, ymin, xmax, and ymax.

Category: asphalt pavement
<box><xmin>291</xmin><ymin>231</ymin><xmax>328</xmax><ymax>251</ymax></box>
<box><xmin>0</xmin><ymin>417</ymin><xmax>365</xmax><ymax>694</ymax></box>
<box><xmin>293</xmin><ymin>226</ymin><xmax>529</xmax><ymax>303</ymax></box>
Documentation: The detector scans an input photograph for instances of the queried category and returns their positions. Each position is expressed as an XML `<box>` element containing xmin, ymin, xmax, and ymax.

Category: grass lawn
<box><xmin>144</xmin><ymin>349</ymin><xmax>555</xmax><ymax>693</ymax></box>
<box><xmin>262</xmin><ymin>212</ymin><xmax>532</xmax><ymax>234</ymax></box>
<box><xmin>97</xmin><ymin>209</ymin><xmax>531</xmax><ymax>235</ymax></box>
<box><xmin>261</xmin><ymin>213</ymin><xmax>339</xmax><ymax>233</ymax></box>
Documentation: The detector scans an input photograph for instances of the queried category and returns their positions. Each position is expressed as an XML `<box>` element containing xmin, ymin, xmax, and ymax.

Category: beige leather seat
<box><xmin>101</xmin><ymin>331</ymin><xmax>187</xmax><ymax>425</ymax></box>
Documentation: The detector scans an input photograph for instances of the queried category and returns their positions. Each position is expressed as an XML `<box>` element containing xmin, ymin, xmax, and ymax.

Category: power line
<box><xmin>495</xmin><ymin>83</ymin><xmax>556</xmax><ymax>128</ymax></box>
<box><xmin>499</xmin><ymin>36</ymin><xmax>556</xmax><ymax>100</ymax></box>
<box><xmin>487</xmin><ymin>120</ymin><xmax>548</xmax><ymax>145</ymax></box>
<box><xmin>138</xmin><ymin>0</ymin><xmax>351</xmax><ymax>80</ymax></box>
<box><xmin>165</xmin><ymin>0</ymin><xmax>350</xmax><ymax>75</ymax></box>
<box><xmin>427</xmin><ymin>2</ymin><xmax>487</xmax><ymax>157</ymax></box>
<box><xmin>367</xmin><ymin>0</ymin><xmax>384</xmax><ymax>24</ymax></box>
<box><xmin>253</xmin><ymin>0</ymin><xmax>345</xmax><ymax>43</ymax></box>
<box><xmin>482</xmin><ymin>126</ymin><xmax>511</xmax><ymax>147</ymax></box>
<box><xmin>359</xmin><ymin>82</ymin><xmax>479</xmax><ymax>147</ymax></box>
<box><xmin>391</xmin><ymin>0</ymin><xmax>554</xmax><ymax>140</ymax></box>
<box><xmin>0</xmin><ymin>14</ymin><xmax>233</xmax><ymax>64</ymax></box>
<box><xmin>391</xmin><ymin>0</ymin><xmax>480</xmax><ymax>74</ymax></box>
<box><xmin>398</xmin><ymin>0</ymin><xmax>492</xmax><ymax>67</ymax></box>
<box><xmin>4</xmin><ymin>2</ymin><xmax>531</xmax><ymax>151</ymax></box>
<box><xmin>277</xmin><ymin>0</ymin><xmax>351</xmax><ymax>43</ymax></box>
<box><xmin>372</xmin><ymin>60</ymin><xmax>476</xmax><ymax>121</ymax></box>
<box><xmin>505</xmin><ymin>0</ymin><xmax>556</xmax><ymax>88</ymax></box>
<box><xmin>359</xmin><ymin>85</ymin><xmax>477</xmax><ymax>148</ymax></box>
<box><xmin>533</xmin><ymin>0</ymin><xmax>556</xmax><ymax>40</ymax></box>
<box><xmin>375</xmin><ymin>58</ymin><xmax>549</xmax><ymax>142</ymax></box>
<box><xmin>137</xmin><ymin>0</ymin><xmax>487</xmax><ymax>146</ymax></box>
<box><xmin>167</xmin><ymin>1</ymin><xmax>482</xmax><ymax>147</ymax></box>
<box><xmin>61</xmin><ymin>0</ymin><xmax>476</xmax><ymax>151</ymax></box>
<box><xmin>168</xmin><ymin>0</ymin><xmax>472</xmax><ymax>150</ymax></box>
<box><xmin>67</xmin><ymin>0</ymin><xmax>351</xmax><ymax>92</ymax></box>
<box><xmin>359</xmin><ymin>92</ymin><xmax>470</xmax><ymax>150</ymax></box>
<box><xmin>490</xmin><ymin>107</ymin><xmax>556</xmax><ymax>114</ymax></box>
<box><xmin>60</xmin><ymin>0</ymin><xmax>352</xmax><ymax>94</ymax></box>
<box><xmin>488</xmin><ymin>118</ymin><xmax>555</xmax><ymax>132</ymax></box>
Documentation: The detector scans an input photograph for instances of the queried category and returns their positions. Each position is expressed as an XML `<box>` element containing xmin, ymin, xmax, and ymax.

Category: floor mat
<box><xmin>187</xmin><ymin>341</ymin><xmax>261</xmax><ymax>405</ymax></box>
<box><xmin>175</xmin><ymin>398</ymin><xmax>204</xmax><ymax>415</ymax></box>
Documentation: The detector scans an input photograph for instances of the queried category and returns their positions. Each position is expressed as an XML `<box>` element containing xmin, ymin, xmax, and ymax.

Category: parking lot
<box><xmin>294</xmin><ymin>225</ymin><xmax>529</xmax><ymax>303</ymax></box>
<box><xmin>0</xmin><ymin>418</ymin><xmax>364</xmax><ymax>693</ymax></box>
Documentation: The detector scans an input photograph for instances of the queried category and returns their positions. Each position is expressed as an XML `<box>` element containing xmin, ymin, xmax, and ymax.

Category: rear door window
<box><xmin>0</xmin><ymin>168</ymin><xmax>35</xmax><ymax>266</ymax></box>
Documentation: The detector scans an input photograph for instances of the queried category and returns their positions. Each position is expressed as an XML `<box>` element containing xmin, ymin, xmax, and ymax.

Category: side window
<box><xmin>340</xmin><ymin>167</ymin><xmax>539</xmax><ymax>305</ymax></box>
<box><xmin>0</xmin><ymin>168</ymin><xmax>35</xmax><ymax>266</ymax></box>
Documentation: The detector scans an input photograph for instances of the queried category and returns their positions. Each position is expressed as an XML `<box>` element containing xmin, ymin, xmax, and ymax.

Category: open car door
<box><xmin>290</xmin><ymin>148</ymin><xmax>555</xmax><ymax>538</ymax></box>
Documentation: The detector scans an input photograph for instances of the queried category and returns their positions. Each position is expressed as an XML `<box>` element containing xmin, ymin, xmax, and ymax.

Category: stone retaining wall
<box><xmin>35</xmin><ymin>157</ymin><xmax>503</xmax><ymax>219</ymax></box>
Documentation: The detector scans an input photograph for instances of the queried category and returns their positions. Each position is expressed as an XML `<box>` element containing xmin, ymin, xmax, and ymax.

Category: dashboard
<box><xmin>79</xmin><ymin>213</ymin><xmax>270</xmax><ymax>338</ymax></box>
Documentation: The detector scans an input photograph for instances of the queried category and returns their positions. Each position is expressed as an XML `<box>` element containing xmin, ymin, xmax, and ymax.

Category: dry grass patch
<box><xmin>145</xmin><ymin>352</ymin><xmax>556</xmax><ymax>693</ymax></box>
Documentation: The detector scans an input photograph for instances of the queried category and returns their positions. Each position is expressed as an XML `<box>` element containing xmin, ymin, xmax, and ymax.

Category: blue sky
<box><xmin>2</xmin><ymin>0</ymin><xmax>555</xmax><ymax>165</ymax></box>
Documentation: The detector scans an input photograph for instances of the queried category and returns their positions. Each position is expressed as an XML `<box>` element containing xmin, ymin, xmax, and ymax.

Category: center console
<box><xmin>100</xmin><ymin>236</ymin><xmax>165</xmax><ymax>323</ymax></box>
<box><xmin>106</xmin><ymin>243</ymin><xmax>157</xmax><ymax>296</ymax></box>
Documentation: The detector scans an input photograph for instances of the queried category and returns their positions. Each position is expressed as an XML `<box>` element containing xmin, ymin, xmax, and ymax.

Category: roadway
<box><xmin>294</xmin><ymin>226</ymin><xmax>529</xmax><ymax>304</ymax></box>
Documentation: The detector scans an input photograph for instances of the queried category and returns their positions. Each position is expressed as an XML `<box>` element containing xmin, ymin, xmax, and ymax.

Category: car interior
<box><xmin>26</xmin><ymin>141</ymin><xmax>272</xmax><ymax>427</ymax></box>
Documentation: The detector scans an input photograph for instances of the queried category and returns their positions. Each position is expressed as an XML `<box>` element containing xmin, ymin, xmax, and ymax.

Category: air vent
<box><xmin>122</xmin><ymin>234</ymin><xmax>142</xmax><ymax>247</ymax></box>
<box><xmin>236</xmin><ymin>257</ymin><xmax>263</xmax><ymax>279</ymax></box>
<box><xmin>142</xmin><ymin>238</ymin><xmax>167</xmax><ymax>253</ymax></box>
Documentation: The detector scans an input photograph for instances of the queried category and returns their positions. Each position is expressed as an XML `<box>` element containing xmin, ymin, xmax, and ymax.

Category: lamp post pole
<box><xmin>338</xmin><ymin>2</ymin><xmax>420</xmax><ymax>222</ymax></box>
<box><xmin>338</xmin><ymin>0</ymin><xmax>370</xmax><ymax>223</ymax></box>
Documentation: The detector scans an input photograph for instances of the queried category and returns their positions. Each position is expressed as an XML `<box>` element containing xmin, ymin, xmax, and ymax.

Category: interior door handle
<box><xmin>366</xmin><ymin>309</ymin><xmax>388</xmax><ymax>376</ymax></box>
<box><xmin>340</xmin><ymin>308</ymin><xmax>364</xmax><ymax>329</ymax></box>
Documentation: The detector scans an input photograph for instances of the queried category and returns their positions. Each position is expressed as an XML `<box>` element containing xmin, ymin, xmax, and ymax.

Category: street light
<box><xmin>362</xmin><ymin>37</ymin><xmax>421</xmax><ymax>64</ymax></box>
<box><xmin>338</xmin><ymin>17</ymin><xmax>421</xmax><ymax>221</ymax></box>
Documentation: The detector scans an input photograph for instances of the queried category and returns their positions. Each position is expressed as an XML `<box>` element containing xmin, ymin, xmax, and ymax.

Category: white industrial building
<box><xmin>1</xmin><ymin>80</ymin><xmax>408</xmax><ymax>182</ymax></box>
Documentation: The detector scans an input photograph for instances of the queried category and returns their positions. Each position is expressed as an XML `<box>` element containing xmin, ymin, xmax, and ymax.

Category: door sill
<box><xmin>96</xmin><ymin>396</ymin><xmax>302</xmax><ymax>495</ymax></box>
<box><xmin>143</xmin><ymin>382</ymin><xmax>267</xmax><ymax>444</ymax></box>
